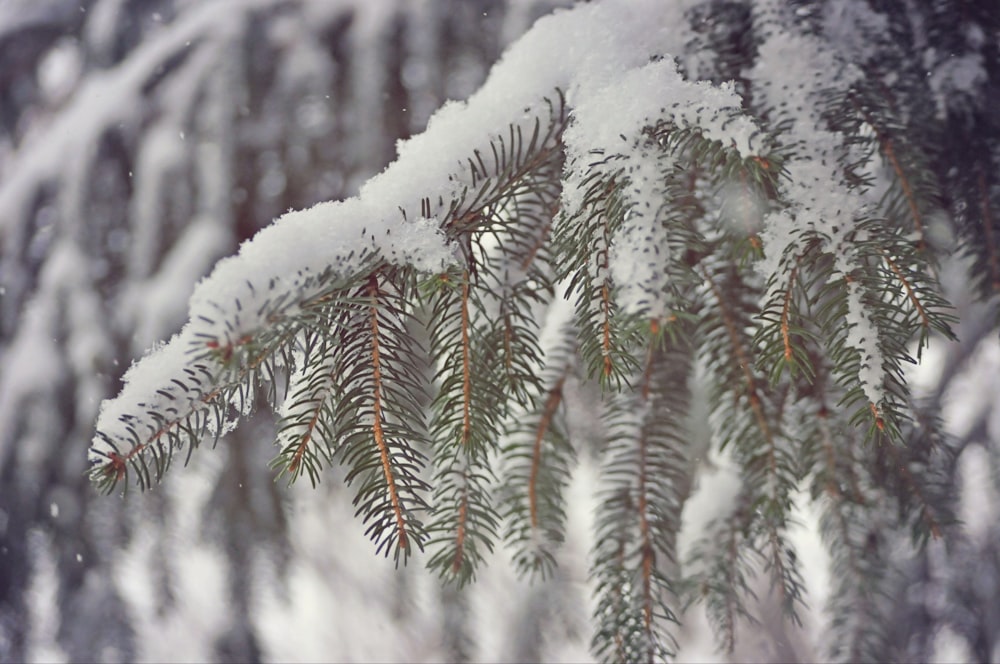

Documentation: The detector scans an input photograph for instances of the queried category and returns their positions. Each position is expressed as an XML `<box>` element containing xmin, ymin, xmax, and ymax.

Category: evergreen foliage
<box><xmin>76</xmin><ymin>0</ymin><xmax>999</xmax><ymax>660</ymax></box>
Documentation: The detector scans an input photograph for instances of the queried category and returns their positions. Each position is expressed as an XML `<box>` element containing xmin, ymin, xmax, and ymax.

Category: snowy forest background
<box><xmin>1</xmin><ymin>0</ymin><xmax>999</xmax><ymax>662</ymax></box>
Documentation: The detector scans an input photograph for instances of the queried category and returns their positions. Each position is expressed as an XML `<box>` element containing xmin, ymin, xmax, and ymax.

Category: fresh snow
<box><xmin>93</xmin><ymin>0</ymin><xmax>732</xmax><ymax>458</ymax></box>
<box><xmin>563</xmin><ymin>55</ymin><xmax>763</xmax><ymax>316</ymax></box>
<box><xmin>91</xmin><ymin>0</ymin><xmax>890</xmax><ymax>466</ymax></box>
<box><xmin>844</xmin><ymin>281</ymin><xmax>886</xmax><ymax>404</ymax></box>
<box><xmin>750</xmin><ymin>8</ymin><xmax>888</xmax><ymax>406</ymax></box>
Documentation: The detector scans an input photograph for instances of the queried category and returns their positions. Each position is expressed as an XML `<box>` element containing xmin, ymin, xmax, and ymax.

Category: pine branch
<box><xmin>592</xmin><ymin>327</ymin><xmax>691</xmax><ymax>662</ymax></box>
<box><xmin>527</xmin><ymin>373</ymin><xmax>567</xmax><ymax>532</ymax></box>
<box><xmin>555</xmin><ymin>169</ymin><xmax>644</xmax><ymax>389</ymax></box>
<box><xmin>683</xmin><ymin>495</ymin><xmax>761</xmax><ymax>655</ymax></box>
<box><xmin>367</xmin><ymin>276</ymin><xmax>419</xmax><ymax>556</ymax></box>
<box><xmin>425</xmin><ymin>269</ymin><xmax>504</xmax><ymax>583</ymax></box>
<box><xmin>500</xmin><ymin>322</ymin><xmax>577</xmax><ymax>579</ymax></box>
<box><xmin>879</xmin><ymin>137</ymin><xmax>926</xmax><ymax>249</ymax></box>
<box><xmin>327</xmin><ymin>273</ymin><xmax>433</xmax><ymax>564</ymax></box>
<box><xmin>820</xmin><ymin>495</ymin><xmax>891</xmax><ymax>662</ymax></box>
<box><xmin>90</xmin><ymin>324</ymin><xmax>299</xmax><ymax>493</ymax></box>
<box><xmin>697</xmin><ymin>262</ymin><xmax>809</xmax><ymax>633</ymax></box>
<box><xmin>80</xmin><ymin>2</ymin><xmax>990</xmax><ymax>659</ymax></box>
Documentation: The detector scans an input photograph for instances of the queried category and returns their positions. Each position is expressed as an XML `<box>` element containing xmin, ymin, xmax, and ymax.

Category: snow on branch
<box><xmin>91</xmin><ymin>0</ymin><xmax>770</xmax><ymax>474</ymax></box>
<box><xmin>748</xmin><ymin>8</ymin><xmax>895</xmax><ymax>408</ymax></box>
<box><xmin>562</xmin><ymin>56</ymin><xmax>764</xmax><ymax>317</ymax></box>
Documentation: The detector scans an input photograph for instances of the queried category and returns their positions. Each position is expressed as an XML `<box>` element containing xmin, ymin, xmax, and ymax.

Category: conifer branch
<box><xmin>685</xmin><ymin>503</ymin><xmax>759</xmax><ymax>656</ymax></box>
<box><xmin>501</xmin><ymin>335</ymin><xmax>575</xmax><ymax>579</ymax></box>
<box><xmin>822</xmin><ymin>496</ymin><xmax>883</xmax><ymax>662</ymax></box>
<box><xmin>701</xmin><ymin>264</ymin><xmax>807</xmax><ymax>628</ymax></box>
<box><xmin>815</xmin><ymin>414</ymin><xmax>889</xmax><ymax>662</ymax></box>
<box><xmin>91</xmin><ymin>326</ymin><xmax>298</xmax><ymax>492</ymax></box>
<box><xmin>593</xmin><ymin>333</ymin><xmax>688</xmax><ymax>662</ymax></box>
<box><xmin>637</xmin><ymin>350</ymin><xmax>657</xmax><ymax>651</ymax></box>
<box><xmin>519</xmin><ymin>203</ymin><xmax>559</xmax><ymax>271</ymax></box>
<box><xmin>368</xmin><ymin>276</ymin><xmax>410</xmax><ymax>553</ymax></box>
<box><xmin>781</xmin><ymin>265</ymin><xmax>797</xmax><ymax>363</ymax></box>
<box><xmin>452</xmin><ymin>479</ymin><xmax>469</xmax><ymax>574</ymax></box>
<box><xmin>76</xmin><ymin>3</ymin><xmax>987</xmax><ymax>658</ymax></box>
<box><xmin>528</xmin><ymin>375</ymin><xmax>565</xmax><ymax>530</ymax></box>
<box><xmin>426</xmin><ymin>266</ymin><xmax>506</xmax><ymax>582</ymax></box>
<box><xmin>880</xmin><ymin>137</ymin><xmax>926</xmax><ymax>250</ymax></box>
<box><xmin>702</xmin><ymin>268</ymin><xmax>768</xmax><ymax>438</ymax></box>
<box><xmin>882</xmin><ymin>443</ymin><xmax>942</xmax><ymax>541</ymax></box>
<box><xmin>595</xmin><ymin>200</ymin><xmax>615</xmax><ymax>382</ymax></box>
<box><xmin>461</xmin><ymin>273</ymin><xmax>473</xmax><ymax>447</ymax></box>
<box><xmin>287</xmin><ymin>404</ymin><xmax>322</xmax><ymax>480</ymax></box>
<box><xmin>721</xmin><ymin>528</ymin><xmax>739</xmax><ymax>654</ymax></box>
<box><xmin>818</xmin><ymin>411</ymin><xmax>845</xmax><ymax>501</ymax></box>
<box><xmin>602</xmin><ymin>281</ymin><xmax>614</xmax><ymax>381</ymax></box>
<box><xmin>880</xmin><ymin>250</ymin><xmax>931</xmax><ymax>333</ymax></box>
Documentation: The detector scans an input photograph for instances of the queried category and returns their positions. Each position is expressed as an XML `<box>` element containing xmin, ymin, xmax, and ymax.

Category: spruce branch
<box><xmin>879</xmin><ymin>137</ymin><xmax>926</xmax><ymax>249</ymax></box>
<box><xmin>500</xmin><ymin>323</ymin><xmax>577</xmax><ymax>579</ymax></box>
<box><xmin>683</xmin><ymin>497</ymin><xmax>761</xmax><ymax>656</ymax></box>
<box><xmin>527</xmin><ymin>373</ymin><xmax>567</xmax><ymax>532</ymax></box>
<box><xmin>79</xmin><ymin>2</ymin><xmax>988</xmax><ymax>659</ymax></box>
<box><xmin>554</xmin><ymin>170</ymin><xmax>645</xmax><ymax>389</ymax></box>
<box><xmin>820</xmin><ymin>494</ymin><xmax>891</xmax><ymax>662</ymax></box>
<box><xmin>425</xmin><ymin>268</ymin><xmax>505</xmax><ymax>583</ymax></box>
<box><xmin>592</xmin><ymin>329</ymin><xmax>691</xmax><ymax>662</ymax></box>
<box><xmin>364</xmin><ymin>275</ymin><xmax>421</xmax><ymax>558</ymax></box>
<box><xmin>698</xmin><ymin>262</ymin><xmax>808</xmax><ymax>630</ymax></box>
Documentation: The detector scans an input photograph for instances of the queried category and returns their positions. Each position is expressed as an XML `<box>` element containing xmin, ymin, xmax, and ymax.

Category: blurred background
<box><xmin>1</xmin><ymin>1</ymin><xmax>999</xmax><ymax>662</ymax></box>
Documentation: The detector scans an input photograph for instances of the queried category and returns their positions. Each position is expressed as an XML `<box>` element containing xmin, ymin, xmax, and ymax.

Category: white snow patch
<box><xmin>677</xmin><ymin>449</ymin><xmax>742</xmax><ymax>567</ymax></box>
<box><xmin>844</xmin><ymin>281</ymin><xmax>885</xmax><ymax>405</ymax></box>
<box><xmin>756</xmin><ymin>209</ymin><xmax>797</xmax><ymax>281</ymax></box>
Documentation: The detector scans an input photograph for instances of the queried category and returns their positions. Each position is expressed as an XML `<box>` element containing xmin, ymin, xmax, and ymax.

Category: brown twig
<box><xmin>369</xmin><ymin>276</ymin><xmax>409</xmax><ymax>551</ymax></box>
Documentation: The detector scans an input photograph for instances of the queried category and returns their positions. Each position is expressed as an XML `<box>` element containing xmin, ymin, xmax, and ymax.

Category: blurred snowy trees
<box><xmin>3</xmin><ymin>1</ymin><xmax>1000</xmax><ymax>663</ymax></box>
